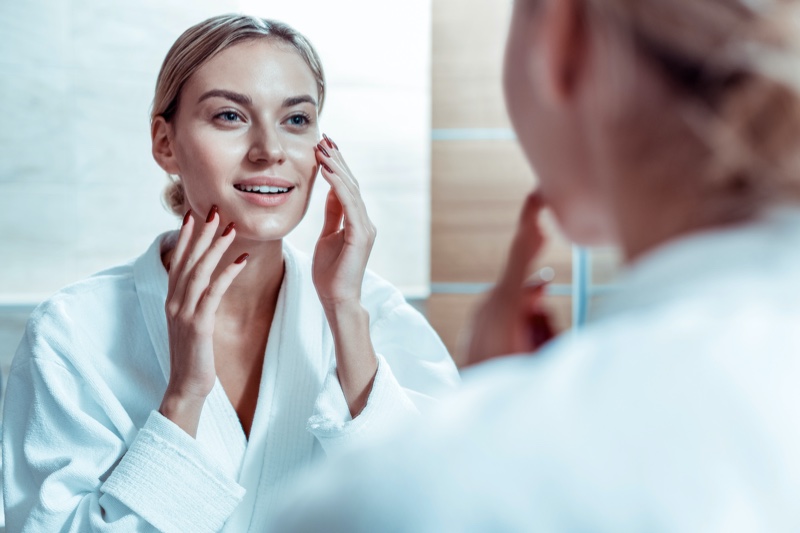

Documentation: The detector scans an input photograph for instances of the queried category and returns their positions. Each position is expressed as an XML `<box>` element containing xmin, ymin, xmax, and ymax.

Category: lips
<box><xmin>234</xmin><ymin>184</ymin><xmax>291</xmax><ymax>194</ymax></box>
<box><xmin>233</xmin><ymin>177</ymin><xmax>295</xmax><ymax>195</ymax></box>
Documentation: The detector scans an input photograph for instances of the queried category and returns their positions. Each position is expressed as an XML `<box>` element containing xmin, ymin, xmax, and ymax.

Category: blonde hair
<box><xmin>584</xmin><ymin>0</ymin><xmax>800</xmax><ymax>220</ymax></box>
<box><xmin>151</xmin><ymin>14</ymin><xmax>326</xmax><ymax>216</ymax></box>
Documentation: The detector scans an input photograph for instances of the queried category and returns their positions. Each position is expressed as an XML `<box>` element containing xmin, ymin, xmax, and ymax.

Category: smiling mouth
<box><xmin>234</xmin><ymin>184</ymin><xmax>293</xmax><ymax>194</ymax></box>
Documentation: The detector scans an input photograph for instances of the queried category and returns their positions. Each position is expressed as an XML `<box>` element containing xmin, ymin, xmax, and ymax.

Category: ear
<box><xmin>151</xmin><ymin>116</ymin><xmax>181</xmax><ymax>175</ymax></box>
<box><xmin>540</xmin><ymin>0</ymin><xmax>586</xmax><ymax>104</ymax></box>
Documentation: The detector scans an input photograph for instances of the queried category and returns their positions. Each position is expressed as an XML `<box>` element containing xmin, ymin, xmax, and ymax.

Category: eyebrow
<box><xmin>197</xmin><ymin>90</ymin><xmax>317</xmax><ymax>108</ymax></box>
<box><xmin>198</xmin><ymin>89</ymin><xmax>252</xmax><ymax>106</ymax></box>
<box><xmin>282</xmin><ymin>95</ymin><xmax>317</xmax><ymax>108</ymax></box>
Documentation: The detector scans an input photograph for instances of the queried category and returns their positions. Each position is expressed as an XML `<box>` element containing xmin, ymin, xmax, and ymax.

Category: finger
<box><xmin>317</xmin><ymin>157</ymin><xmax>370</xmax><ymax>231</ymax></box>
<box><xmin>317</xmin><ymin>142</ymin><xmax>359</xmax><ymax>193</ymax></box>
<box><xmin>196</xmin><ymin>254</ymin><xmax>249</xmax><ymax>317</ymax></box>
<box><xmin>168</xmin><ymin>210</ymin><xmax>195</xmax><ymax>297</ymax></box>
<box><xmin>522</xmin><ymin>283</ymin><xmax>548</xmax><ymax>305</ymax></box>
<box><xmin>499</xmin><ymin>192</ymin><xmax>546</xmax><ymax>289</ymax></box>
<box><xmin>525</xmin><ymin>266</ymin><xmax>555</xmax><ymax>288</ymax></box>
<box><xmin>322</xmin><ymin>134</ymin><xmax>351</xmax><ymax>173</ymax></box>
<box><xmin>320</xmin><ymin>189</ymin><xmax>344</xmax><ymax>238</ymax></box>
<box><xmin>323</xmin><ymin>133</ymin><xmax>337</xmax><ymax>151</ymax></box>
<box><xmin>529</xmin><ymin>310</ymin><xmax>556</xmax><ymax>348</ymax></box>
<box><xmin>181</xmin><ymin>223</ymin><xmax>238</xmax><ymax>309</ymax></box>
<box><xmin>315</xmin><ymin>145</ymin><xmax>372</xmax><ymax>233</ymax></box>
<box><xmin>172</xmin><ymin>205</ymin><xmax>220</xmax><ymax>306</ymax></box>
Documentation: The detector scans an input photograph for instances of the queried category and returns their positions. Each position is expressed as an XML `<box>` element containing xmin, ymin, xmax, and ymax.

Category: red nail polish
<box><xmin>206</xmin><ymin>205</ymin><xmax>218</xmax><ymax>223</ymax></box>
<box><xmin>322</xmin><ymin>133</ymin><xmax>333</xmax><ymax>149</ymax></box>
<box><xmin>182</xmin><ymin>210</ymin><xmax>192</xmax><ymax>226</ymax></box>
<box><xmin>234</xmin><ymin>252</ymin><xmax>250</xmax><ymax>264</ymax></box>
<box><xmin>318</xmin><ymin>144</ymin><xmax>330</xmax><ymax>157</ymax></box>
<box><xmin>222</xmin><ymin>222</ymin><xmax>235</xmax><ymax>236</ymax></box>
<box><xmin>322</xmin><ymin>163</ymin><xmax>333</xmax><ymax>173</ymax></box>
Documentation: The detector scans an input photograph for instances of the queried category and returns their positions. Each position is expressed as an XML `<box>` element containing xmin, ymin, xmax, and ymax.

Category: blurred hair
<box><xmin>151</xmin><ymin>14</ymin><xmax>326</xmax><ymax>216</ymax></box>
<box><xmin>585</xmin><ymin>0</ymin><xmax>800</xmax><ymax>220</ymax></box>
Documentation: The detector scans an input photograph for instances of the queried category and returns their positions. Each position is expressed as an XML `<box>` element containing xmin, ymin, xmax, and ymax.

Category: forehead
<box><xmin>183</xmin><ymin>39</ymin><xmax>317</xmax><ymax>102</ymax></box>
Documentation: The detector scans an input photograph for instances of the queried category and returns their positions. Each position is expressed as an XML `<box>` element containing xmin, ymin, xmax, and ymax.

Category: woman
<box><xmin>271</xmin><ymin>0</ymin><xmax>800</xmax><ymax>530</ymax></box>
<box><xmin>2</xmin><ymin>14</ymin><xmax>459</xmax><ymax>532</ymax></box>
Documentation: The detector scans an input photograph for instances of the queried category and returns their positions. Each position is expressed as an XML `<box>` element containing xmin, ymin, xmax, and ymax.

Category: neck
<box><xmin>161</xmin><ymin>234</ymin><xmax>286</xmax><ymax>324</ymax></box>
<box><xmin>216</xmin><ymin>237</ymin><xmax>286</xmax><ymax>324</ymax></box>
<box><xmin>611</xmin><ymin>178</ymin><xmax>753</xmax><ymax>264</ymax></box>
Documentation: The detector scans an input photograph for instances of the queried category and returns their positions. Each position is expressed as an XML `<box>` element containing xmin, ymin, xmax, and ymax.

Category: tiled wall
<box><xmin>0</xmin><ymin>1</ymin><xmax>432</xmax><ymax>394</ymax></box>
<box><xmin>427</xmin><ymin>0</ymin><xmax>622</xmax><ymax>362</ymax></box>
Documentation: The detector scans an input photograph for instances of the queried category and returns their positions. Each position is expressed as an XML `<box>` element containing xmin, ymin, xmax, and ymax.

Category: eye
<box><xmin>287</xmin><ymin>113</ymin><xmax>310</xmax><ymax>127</ymax></box>
<box><xmin>215</xmin><ymin>110</ymin><xmax>243</xmax><ymax>123</ymax></box>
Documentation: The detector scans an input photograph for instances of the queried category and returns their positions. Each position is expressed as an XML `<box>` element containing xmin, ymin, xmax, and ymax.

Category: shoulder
<box><xmin>29</xmin><ymin>262</ymin><xmax>137</xmax><ymax>328</ymax></box>
<box><xmin>13</xmin><ymin>262</ymin><xmax>140</xmax><ymax>370</ymax></box>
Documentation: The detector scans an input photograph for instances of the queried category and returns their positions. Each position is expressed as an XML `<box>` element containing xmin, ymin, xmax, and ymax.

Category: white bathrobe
<box><xmin>1</xmin><ymin>232</ymin><xmax>459</xmax><ymax>533</ymax></box>
<box><xmin>270</xmin><ymin>208</ymin><xmax>800</xmax><ymax>532</ymax></box>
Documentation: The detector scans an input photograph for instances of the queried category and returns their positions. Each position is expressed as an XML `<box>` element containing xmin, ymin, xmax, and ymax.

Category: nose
<box><xmin>247</xmin><ymin>123</ymin><xmax>286</xmax><ymax>165</ymax></box>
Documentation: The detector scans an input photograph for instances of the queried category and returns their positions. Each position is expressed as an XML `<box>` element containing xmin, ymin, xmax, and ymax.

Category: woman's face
<box><xmin>165</xmin><ymin>38</ymin><xmax>320</xmax><ymax>241</ymax></box>
<box><xmin>502</xmin><ymin>1</ymin><xmax>615</xmax><ymax>245</ymax></box>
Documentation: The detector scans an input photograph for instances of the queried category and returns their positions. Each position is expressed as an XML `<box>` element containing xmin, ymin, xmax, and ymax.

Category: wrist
<box><xmin>159</xmin><ymin>388</ymin><xmax>207</xmax><ymax>438</ymax></box>
<box><xmin>323</xmin><ymin>300</ymin><xmax>368</xmax><ymax>328</ymax></box>
<box><xmin>321</xmin><ymin>298</ymin><xmax>367</xmax><ymax>321</ymax></box>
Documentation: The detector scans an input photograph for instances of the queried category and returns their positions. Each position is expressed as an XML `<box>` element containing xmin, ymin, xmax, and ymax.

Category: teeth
<box><xmin>236</xmin><ymin>185</ymin><xmax>290</xmax><ymax>194</ymax></box>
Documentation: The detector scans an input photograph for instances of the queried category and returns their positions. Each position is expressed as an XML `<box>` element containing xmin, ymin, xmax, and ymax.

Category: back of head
<box><xmin>151</xmin><ymin>14</ymin><xmax>325</xmax><ymax>215</ymax></box>
<box><xmin>586</xmin><ymin>0</ymin><xmax>800</xmax><ymax>222</ymax></box>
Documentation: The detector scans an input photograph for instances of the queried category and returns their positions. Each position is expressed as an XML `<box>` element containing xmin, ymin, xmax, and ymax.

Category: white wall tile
<box><xmin>0</xmin><ymin>65</ymin><xmax>74</xmax><ymax>185</ymax></box>
<box><xmin>0</xmin><ymin>0</ymin><xmax>70</xmax><ymax>67</ymax></box>
<box><xmin>241</xmin><ymin>0</ymin><xmax>431</xmax><ymax>87</ymax></box>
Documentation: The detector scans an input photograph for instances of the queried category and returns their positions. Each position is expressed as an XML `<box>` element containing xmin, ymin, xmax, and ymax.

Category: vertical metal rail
<box><xmin>571</xmin><ymin>246</ymin><xmax>591</xmax><ymax>330</ymax></box>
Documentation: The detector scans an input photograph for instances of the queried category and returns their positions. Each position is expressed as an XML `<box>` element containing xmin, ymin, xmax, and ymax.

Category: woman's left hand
<box><xmin>312</xmin><ymin>134</ymin><xmax>377</xmax><ymax>311</ymax></box>
<box><xmin>459</xmin><ymin>192</ymin><xmax>556</xmax><ymax>367</ymax></box>
<box><xmin>312</xmin><ymin>135</ymin><xmax>379</xmax><ymax>417</ymax></box>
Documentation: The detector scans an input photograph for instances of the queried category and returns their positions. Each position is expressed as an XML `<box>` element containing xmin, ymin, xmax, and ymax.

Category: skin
<box><xmin>463</xmin><ymin>0</ymin><xmax>741</xmax><ymax>364</ymax></box>
<box><xmin>151</xmin><ymin>38</ymin><xmax>378</xmax><ymax>438</ymax></box>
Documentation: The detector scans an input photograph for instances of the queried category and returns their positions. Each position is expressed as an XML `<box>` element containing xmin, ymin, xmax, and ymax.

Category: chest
<box><xmin>214</xmin><ymin>326</ymin><xmax>270</xmax><ymax>439</ymax></box>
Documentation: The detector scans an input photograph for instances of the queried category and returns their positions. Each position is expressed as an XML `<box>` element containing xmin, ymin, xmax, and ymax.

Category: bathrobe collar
<box><xmin>133</xmin><ymin>232</ymin><xmax>332</xmax><ymax>530</ymax></box>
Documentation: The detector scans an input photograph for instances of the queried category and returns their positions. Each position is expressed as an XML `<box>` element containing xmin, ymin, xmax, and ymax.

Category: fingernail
<box><xmin>322</xmin><ymin>133</ymin><xmax>333</xmax><ymax>149</ymax></box>
<box><xmin>206</xmin><ymin>205</ymin><xmax>218</xmax><ymax>223</ymax></box>
<box><xmin>317</xmin><ymin>143</ymin><xmax>330</xmax><ymax>157</ymax></box>
<box><xmin>536</xmin><ymin>267</ymin><xmax>555</xmax><ymax>283</ymax></box>
<box><xmin>222</xmin><ymin>222</ymin><xmax>235</xmax><ymax>236</ymax></box>
<box><xmin>182</xmin><ymin>210</ymin><xmax>192</xmax><ymax>226</ymax></box>
<box><xmin>322</xmin><ymin>163</ymin><xmax>333</xmax><ymax>173</ymax></box>
<box><xmin>234</xmin><ymin>252</ymin><xmax>250</xmax><ymax>264</ymax></box>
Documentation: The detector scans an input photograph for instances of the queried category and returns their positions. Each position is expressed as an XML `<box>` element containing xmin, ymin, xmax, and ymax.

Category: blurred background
<box><xmin>0</xmin><ymin>0</ymin><xmax>623</xmax><ymax>399</ymax></box>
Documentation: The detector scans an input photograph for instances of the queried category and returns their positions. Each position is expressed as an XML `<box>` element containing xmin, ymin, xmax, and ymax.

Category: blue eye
<box><xmin>216</xmin><ymin>111</ymin><xmax>241</xmax><ymax>122</ymax></box>
<box><xmin>288</xmin><ymin>114</ymin><xmax>309</xmax><ymax>126</ymax></box>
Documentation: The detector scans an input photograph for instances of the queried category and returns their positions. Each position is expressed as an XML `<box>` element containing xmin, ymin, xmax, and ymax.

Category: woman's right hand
<box><xmin>459</xmin><ymin>192</ymin><xmax>555</xmax><ymax>367</ymax></box>
<box><xmin>159</xmin><ymin>205</ymin><xmax>248</xmax><ymax>437</ymax></box>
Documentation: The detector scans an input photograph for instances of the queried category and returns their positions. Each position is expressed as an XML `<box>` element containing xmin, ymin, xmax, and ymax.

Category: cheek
<box><xmin>284</xmin><ymin>137</ymin><xmax>319</xmax><ymax>176</ymax></box>
<box><xmin>174</xmin><ymin>131</ymin><xmax>219</xmax><ymax>176</ymax></box>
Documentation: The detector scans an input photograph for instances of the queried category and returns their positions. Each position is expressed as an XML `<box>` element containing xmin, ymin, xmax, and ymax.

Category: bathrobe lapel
<box><xmin>134</xmin><ymin>233</ymin><xmax>332</xmax><ymax>530</ymax></box>
<box><xmin>133</xmin><ymin>233</ymin><xmax>247</xmax><ymax>479</ymax></box>
<box><xmin>224</xmin><ymin>242</ymin><xmax>332</xmax><ymax>531</ymax></box>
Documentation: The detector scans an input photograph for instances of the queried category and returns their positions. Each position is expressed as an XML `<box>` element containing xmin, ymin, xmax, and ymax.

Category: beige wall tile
<box><xmin>432</xmin><ymin>0</ymin><xmax>512</xmax><ymax>129</ymax></box>
<box><xmin>431</xmin><ymin>140</ymin><xmax>572</xmax><ymax>284</ymax></box>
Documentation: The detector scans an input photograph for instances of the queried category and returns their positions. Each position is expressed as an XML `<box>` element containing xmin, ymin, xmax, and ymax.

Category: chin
<box><xmin>553</xmin><ymin>202</ymin><xmax>616</xmax><ymax>247</ymax></box>
<box><xmin>239</xmin><ymin>217</ymin><xmax>301</xmax><ymax>242</ymax></box>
